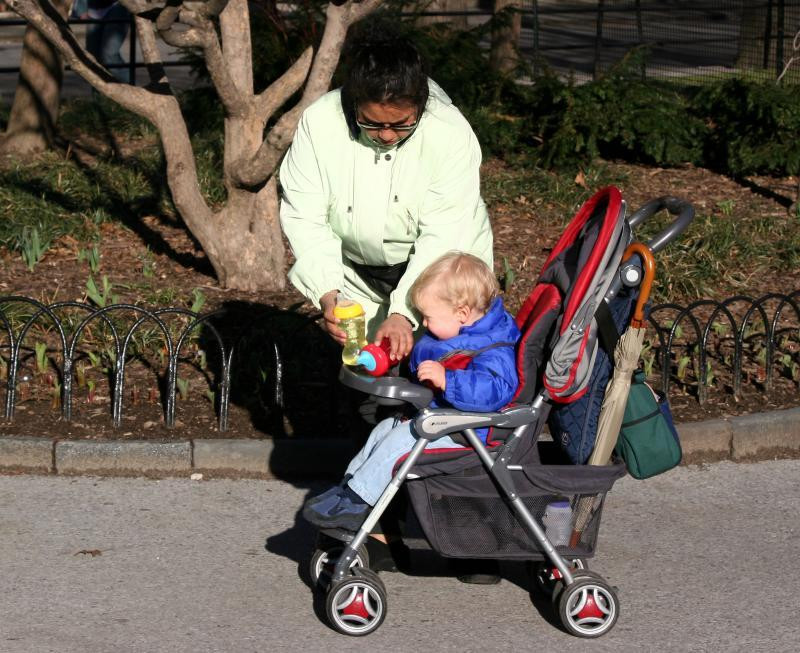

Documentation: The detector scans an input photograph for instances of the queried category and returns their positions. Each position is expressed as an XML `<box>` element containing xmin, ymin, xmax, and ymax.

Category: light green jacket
<box><xmin>279</xmin><ymin>80</ymin><xmax>493</xmax><ymax>326</ymax></box>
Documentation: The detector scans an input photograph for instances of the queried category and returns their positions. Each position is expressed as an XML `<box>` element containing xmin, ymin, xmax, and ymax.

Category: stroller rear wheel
<box><xmin>310</xmin><ymin>539</ymin><xmax>369</xmax><ymax>589</ymax></box>
<box><xmin>326</xmin><ymin>568</ymin><xmax>387</xmax><ymax>636</ymax></box>
<box><xmin>556</xmin><ymin>575</ymin><xmax>619</xmax><ymax>638</ymax></box>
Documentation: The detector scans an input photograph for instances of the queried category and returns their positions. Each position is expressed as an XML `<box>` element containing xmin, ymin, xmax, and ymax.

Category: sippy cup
<box><xmin>334</xmin><ymin>296</ymin><xmax>367</xmax><ymax>365</ymax></box>
<box><xmin>355</xmin><ymin>338</ymin><xmax>395</xmax><ymax>377</ymax></box>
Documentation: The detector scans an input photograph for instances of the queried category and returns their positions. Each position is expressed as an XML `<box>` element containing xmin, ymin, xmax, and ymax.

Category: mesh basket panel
<box><xmin>416</xmin><ymin>483</ymin><xmax>606</xmax><ymax>560</ymax></box>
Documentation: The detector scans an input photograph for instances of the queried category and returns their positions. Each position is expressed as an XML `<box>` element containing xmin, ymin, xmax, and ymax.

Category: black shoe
<box><xmin>365</xmin><ymin>537</ymin><xmax>411</xmax><ymax>573</ymax></box>
<box><xmin>451</xmin><ymin>559</ymin><xmax>501</xmax><ymax>585</ymax></box>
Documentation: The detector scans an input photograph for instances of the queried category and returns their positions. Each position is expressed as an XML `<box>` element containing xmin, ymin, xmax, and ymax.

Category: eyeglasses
<box><xmin>356</xmin><ymin>118</ymin><xmax>418</xmax><ymax>133</ymax></box>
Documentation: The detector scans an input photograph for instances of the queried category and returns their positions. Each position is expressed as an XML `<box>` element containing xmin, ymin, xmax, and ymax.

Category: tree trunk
<box><xmin>490</xmin><ymin>0</ymin><xmax>521</xmax><ymax>74</ymax></box>
<box><xmin>1</xmin><ymin>0</ymin><xmax>70</xmax><ymax>154</ymax></box>
<box><xmin>210</xmin><ymin>180</ymin><xmax>286</xmax><ymax>291</ymax></box>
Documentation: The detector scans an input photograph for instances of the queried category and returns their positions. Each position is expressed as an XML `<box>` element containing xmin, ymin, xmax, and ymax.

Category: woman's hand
<box><xmin>319</xmin><ymin>290</ymin><xmax>346</xmax><ymax>345</ymax></box>
<box><xmin>416</xmin><ymin>360</ymin><xmax>446</xmax><ymax>391</ymax></box>
<box><xmin>375</xmin><ymin>313</ymin><xmax>414</xmax><ymax>360</ymax></box>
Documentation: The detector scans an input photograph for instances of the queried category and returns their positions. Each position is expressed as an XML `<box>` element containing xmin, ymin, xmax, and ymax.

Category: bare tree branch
<box><xmin>197</xmin><ymin>0</ymin><xmax>229</xmax><ymax>18</ymax></box>
<box><xmin>9</xmin><ymin>0</ymin><xmax>161</xmax><ymax>116</ymax></box>
<box><xmin>255</xmin><ymin>46</ymin><xmax>313</xmax><ymax>124</ymax></box>
<box><xmin>777</xmin><ymin>28</ymin><xmax>800</xmax><ymax>84</ymax></box>
<box><xmin>231</xmin><ymin>104</ymin><xmax>303</xmax><ymax>187</ymax></box>
<box><xmin>147</xmin><ymin>3</ymin><xmax>247</xmax><ymax>113</ymax></box>
<box><xmin>348</xmin><ymin>0</ymin><xmax>383</xmax><ymax>23</ymax></box>
<box><xmin>219</xmin><ymin>0</ymin><xmax>254</xmax><ymax>100</ymax></box>
<box><xmin>118</xmin><ymin>0</ymin><xmax>166</xmax><ymax>15</ymax></box>
<box><xmin>134</xmin><ymin>14</ymin><xmax>167</xmax><ymax>86</ymax></box>
<box><xmin>155</xmin><ymin>4</ymin><xmax>180</xmax><ymax>31</ymax></box>
<box><xmin>298</xmin><ymin>1</ymin><xmax>355</xmax><ymax>105</ymax></box>
<box><xmin>203</xmin><ymin>30</ymin><xmax>248</xmax><ymax>115</ymax></box>
<box><xmin>230</xmin><ymin>0</ymin><xmax>383</xmax><ymax>187</ymax></box>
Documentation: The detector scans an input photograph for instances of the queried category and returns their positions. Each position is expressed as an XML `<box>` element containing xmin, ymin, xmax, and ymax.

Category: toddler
<box><xmin>303</xmin><ymin>251</ymin><xmax>520</xmax><ymax>531</ymax></box>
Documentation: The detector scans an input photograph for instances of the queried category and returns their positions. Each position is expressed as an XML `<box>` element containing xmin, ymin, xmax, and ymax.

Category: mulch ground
<box><xmin>1</xmin><ymin>160</ymin><xmax>799</xmax><ymax>441</ymax></box>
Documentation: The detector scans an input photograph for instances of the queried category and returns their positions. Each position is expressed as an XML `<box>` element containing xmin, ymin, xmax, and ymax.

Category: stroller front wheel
<box><xmin>310</xmin><ymin>540</ymin><xmax>369</xmax><ymax>589</ymax></box>
<box><xmin>557</xmin><ymin>575</ymin><xmax>619</xmax><ymax>638</ymax></box>
<box><xmin>326</xmin><ymin>568</ymin><xmax>387</xmax><ymax>636</ymax></box>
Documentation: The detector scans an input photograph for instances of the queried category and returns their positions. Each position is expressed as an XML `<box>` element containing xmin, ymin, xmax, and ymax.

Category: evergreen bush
<box><xmin>694</xmin><ymin>79</ymin><xmax>800</xmax><ymax>178</ymax></box>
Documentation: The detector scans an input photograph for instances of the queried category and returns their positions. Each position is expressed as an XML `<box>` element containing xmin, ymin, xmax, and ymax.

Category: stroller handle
<box><xmin>627</xmin><ymin>196</ymin><xmax>695</xmax><ymax>253</ymax></box>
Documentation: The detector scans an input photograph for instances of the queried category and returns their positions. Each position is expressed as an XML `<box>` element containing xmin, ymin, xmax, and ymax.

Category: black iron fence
<box><xmin>517</xmin><ymin>0</ymin><xmax>800</xmax><ymax>83</ymax></box>
<box><xmin>1</xmin><ymin>291</ymin><xmax>799</xmax><ymax>434</ymax></box>
<box><xmin>649</xmin><ymin>291</ymin><xmax>800</xmax><ymax>404</ymax></box>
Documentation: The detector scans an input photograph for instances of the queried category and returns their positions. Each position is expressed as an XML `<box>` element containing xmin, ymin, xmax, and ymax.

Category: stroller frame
<box><xmin>331</xmin><ymin>382</ymin><xmax>564</xmax><ymax>574</ymax></box>
<box><xmin>314</xmin><ymin>189</ymin><xmax>695</xmax><ymax>638</ymax></box>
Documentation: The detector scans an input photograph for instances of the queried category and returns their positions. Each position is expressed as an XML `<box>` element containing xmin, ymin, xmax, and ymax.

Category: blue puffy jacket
<box><xmin>410</xmin><ymin>297</ymin><xmax>520</xmax><ymax>441</ymax></box>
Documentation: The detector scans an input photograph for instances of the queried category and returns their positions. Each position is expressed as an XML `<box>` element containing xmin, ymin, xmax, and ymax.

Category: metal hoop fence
<box><xmin>1</xmin><ymin>292</ymin><xmax>799</xmax><ymax>432</ymax></box>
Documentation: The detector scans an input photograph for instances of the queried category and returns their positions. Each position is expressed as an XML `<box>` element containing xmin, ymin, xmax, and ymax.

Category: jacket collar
<box><xmin>458</xmin><ymin>297</ymin><xmax>507</xmax><ymax>337</ymax></box>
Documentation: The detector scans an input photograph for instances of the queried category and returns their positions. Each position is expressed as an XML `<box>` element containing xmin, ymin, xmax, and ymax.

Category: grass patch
<box><xmin>0</xmin><ymin>97</ymin><xmax>230</xmax><ymax>268</ymax></box>
<box><xmin>58</xmin><ymin>96</ymin><xmax>156</xmax><ymax>140</ymax></box>
<box><xmin>0</xmin><ymin>150</ymin><xmax>169</xmax><ymax>256</ymax></box>
<box><xmin>481</xmin><ymin>160</ymin><xmax>630</xmax><ymax>219</ymax></box>
<box><xmin>629</xmin><ymin>203</ymin><xmax>800</xmax><ymax>300</ymax></box>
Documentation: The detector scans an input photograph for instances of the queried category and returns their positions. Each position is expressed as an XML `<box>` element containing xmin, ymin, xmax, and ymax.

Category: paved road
<box><xmin>1</xmin><ymin>460</ymin><xmax>799</xmax><ymax>652</ymax></box>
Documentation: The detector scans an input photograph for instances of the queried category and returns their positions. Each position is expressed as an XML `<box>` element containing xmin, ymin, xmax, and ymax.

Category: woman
<box><xmin>279</xmin><ymin>30</ymin><xmax>493</xmax><ymax>361</ymax></box>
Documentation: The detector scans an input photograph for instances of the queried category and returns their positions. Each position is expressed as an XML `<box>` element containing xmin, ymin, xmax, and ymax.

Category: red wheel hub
<box><xmin>577</xmin><ymin>591</ymin><xmax>605</xmax><ymax>620</ymax></box>
<box><xmin>341</xmin><ymin>590</ymin><xmax>370</xmax><ymax>620</ymax></box>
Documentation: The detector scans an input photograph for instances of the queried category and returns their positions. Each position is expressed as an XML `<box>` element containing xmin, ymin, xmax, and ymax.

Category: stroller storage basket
<box><xmin>406</xmin><ymin>459</ymin><xmax>626</xmax><ymax>560</ymax></box>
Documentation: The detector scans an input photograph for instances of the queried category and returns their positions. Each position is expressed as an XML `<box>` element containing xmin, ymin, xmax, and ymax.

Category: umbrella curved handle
<box><xmin>623</xmin><ymin>242</ymin><xmax>655</xmax><ymax>328</ymax></box>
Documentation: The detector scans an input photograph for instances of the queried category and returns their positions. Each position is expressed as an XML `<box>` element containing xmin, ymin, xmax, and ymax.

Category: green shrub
<box><xmin>694</xmin><ymin>79</ymin><xmax>800</xmax><ymax>177</ymax></box>
<box><xmin>529</xmin><ymin>53</ymin><xmax>707</xmax><ymax>169</ymax></box>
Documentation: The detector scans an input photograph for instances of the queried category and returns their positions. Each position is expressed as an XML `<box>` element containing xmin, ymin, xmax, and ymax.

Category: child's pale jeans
<box><xmin>346</xmin><ymin>416</ymin><xmax>465</xmax><ymax>505</ymax></box>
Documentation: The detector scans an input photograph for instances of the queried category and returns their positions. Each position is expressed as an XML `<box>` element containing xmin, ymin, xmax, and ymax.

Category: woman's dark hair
<box><xmin>340</xmin><ymin>26</ymin><xmax>429</xmax><ymax>139</ymax></box>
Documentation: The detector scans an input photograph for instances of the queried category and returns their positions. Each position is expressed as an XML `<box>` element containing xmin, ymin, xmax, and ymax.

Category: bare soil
<box><xmin>1</xmin><ymin>160</ymin><xmax>799</xmax><ymax>441</ymax></box>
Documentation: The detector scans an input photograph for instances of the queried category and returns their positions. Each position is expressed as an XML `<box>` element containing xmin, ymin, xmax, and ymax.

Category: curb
<box><xmin>2</xmin><ymin>408</ymin><xmax>800</xmax><ymax>479</ymax></box>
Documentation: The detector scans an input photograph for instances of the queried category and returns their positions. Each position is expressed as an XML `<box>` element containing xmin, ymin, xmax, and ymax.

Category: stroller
<box><xmin>309</xmin><ymin>186</ymin><xmax>694</xmax><ymax>638</ymax></box>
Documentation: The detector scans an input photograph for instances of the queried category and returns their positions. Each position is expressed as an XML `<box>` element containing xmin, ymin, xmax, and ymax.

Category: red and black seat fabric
<box><xmin>530</xmin><ymin>186</ymin><xmax>628</xmax><ymax>404</ymax></box>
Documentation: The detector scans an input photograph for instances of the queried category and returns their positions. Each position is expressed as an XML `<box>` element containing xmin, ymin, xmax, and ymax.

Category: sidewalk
<box><xmin>3</xmin><ymin>406</ymin><xmax>800</xmax><ymax>478</ymax></box>
<box><xmin>3</xmin><ymin>461</ymin><xmax>799</xmax><ymax>651</ymax></box>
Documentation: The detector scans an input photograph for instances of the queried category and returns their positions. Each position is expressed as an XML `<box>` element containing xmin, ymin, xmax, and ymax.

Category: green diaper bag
<box><xmin>615</xmin><ymin>370</ymin><xmax>682</xmax><ymax>479</ymax></box>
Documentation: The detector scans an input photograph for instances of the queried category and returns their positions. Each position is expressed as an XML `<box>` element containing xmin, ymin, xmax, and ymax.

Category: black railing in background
<box><xmin>0</xmin><ymin>14</ymin><xmax>188</xmax><ymax>82</ymax></box>
<box><xmin>517</xmin><ymin>0</ymin><xmax>799</xmax><ymax>82</ymax></box>
<box><xmin>1</xmin><ymin>292</ymin><xmax>799</xmax><ymax>433</ymax></box>
<box><xmin>1</xmin><ymin>2</ymin><xmax>798</xmax><ymax>87</ymax></box>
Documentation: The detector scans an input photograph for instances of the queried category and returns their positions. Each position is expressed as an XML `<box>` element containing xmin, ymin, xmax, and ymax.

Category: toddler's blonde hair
<box><xmin>410</xmin><ymin>251</ymin><xmax>498</xmax><ymax>314</ymax></box>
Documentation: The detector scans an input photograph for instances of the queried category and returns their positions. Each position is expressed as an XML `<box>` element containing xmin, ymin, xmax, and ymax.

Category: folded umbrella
<box><xmin>569</xmin><ymin>243</ymin><xmax>655</xmax><ymax>547</ymax></box>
